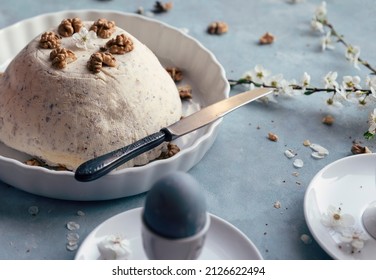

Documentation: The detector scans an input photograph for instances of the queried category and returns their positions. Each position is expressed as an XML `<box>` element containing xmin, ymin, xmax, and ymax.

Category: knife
<box><xmin>74</xmin><ymin>88</ymin><xmax>272</xmax><ymax>182</ymax></box>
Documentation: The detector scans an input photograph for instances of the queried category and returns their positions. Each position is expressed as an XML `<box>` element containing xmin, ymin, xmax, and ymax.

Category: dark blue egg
<box><xmin>143</xmin><ymin>172</ymin><xmax>207</xmax><ymax>239</ymax></box>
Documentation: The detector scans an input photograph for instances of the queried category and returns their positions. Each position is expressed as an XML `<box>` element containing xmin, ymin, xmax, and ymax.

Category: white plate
<box><xmin>75</xmin><ymin>207</ymin><xmax>263</xmax><ymax>260</ymax></box>
<box><xmin>304</xmin><ymin>154</ymin><xmax>376</xmax><ymax>260</ymax></box>
<box><xmin>0</xmin><ymin>10</ymin><xmax>229</xmax><ymax>201</ymax></box>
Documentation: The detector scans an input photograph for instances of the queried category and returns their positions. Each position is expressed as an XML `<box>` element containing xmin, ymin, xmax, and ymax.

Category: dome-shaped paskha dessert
<box><xmin>0</xmin><ymin>18</ymin><xmax>182</xmax><ymax>170</ymax></box>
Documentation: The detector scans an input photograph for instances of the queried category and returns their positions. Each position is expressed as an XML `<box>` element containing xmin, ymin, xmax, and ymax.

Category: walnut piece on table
<box><xmin>351</xmin><ymin>143</ymin><xmax>372</xmax><ymax>154</ymax></box>
<box><xmin>207</xmin><ymin>21</ymin><xmax>228</xmax><ymax>35</ymax></box>
<box><xmin>153</xmin><ymin>1</ymin><xmax>173</xmax><ymax>13</ymax></box>
<box><xmin>259</xmin><ymin>32</ymin><xmax>275</xmax><ymax>45</ymax></box>
<box><xmin>267</xmin><ymin>132</ymin><xmax>279</xmax><ymax>142</ymax></box>
<box><xmin>322</xmin><ymin>115</ymin><xmax>335</xmax><ymax>125</ymax></box>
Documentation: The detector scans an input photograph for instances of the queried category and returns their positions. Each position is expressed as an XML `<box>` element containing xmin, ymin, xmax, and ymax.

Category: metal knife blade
<box><xmin>74</xmin><ymin>88</ymin><xmax>272</xmax><ymax>182</ymax></box>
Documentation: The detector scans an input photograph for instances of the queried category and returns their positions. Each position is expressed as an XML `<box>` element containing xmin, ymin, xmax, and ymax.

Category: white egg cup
<box><xmin>141</xmin><ymin>213</ymin><xmax>211</xmax><ymax>260</ymax></box>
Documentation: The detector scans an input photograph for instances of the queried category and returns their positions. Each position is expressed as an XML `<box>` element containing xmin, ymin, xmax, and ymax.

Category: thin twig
<box><xmin>324</xmin><ymin>21</ymin><xmax>376</xmax><ymax>75</ymax></box>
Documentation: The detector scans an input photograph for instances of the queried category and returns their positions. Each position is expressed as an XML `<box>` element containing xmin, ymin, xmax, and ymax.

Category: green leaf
<box><xmin>363</xmin><ymin>131</ymin><xmax>375</xmax><ymax>140</ymax></box>
<box><xmin>237</xmin><ymin>78</ymin><xmax>251</xmax><ymax>84</ymax></box>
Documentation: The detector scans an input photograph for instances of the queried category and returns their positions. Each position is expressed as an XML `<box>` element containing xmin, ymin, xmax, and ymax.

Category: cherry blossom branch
<box><xmin>311</xmin><ymin>1</ymin><xmax>376</xmax><ymax>75</ymax></box>
<box><xmin>228</xmin><ymin>63</ymin><xmax>376</xmax><ymax>140</ymax></box>
<box><xmin>322</xmin><ymin>22</ymin><xmax>376</xmax><ymax>75</ymax></box>
<box><xmin>228</xmin><ymin>78</ymin><xmax>373</xmax><ymax>97</ymax></box>
<box><xmin>228</xmin><ymin>2</ymin><xmax>376</xmax><ymax>140</ymax></box>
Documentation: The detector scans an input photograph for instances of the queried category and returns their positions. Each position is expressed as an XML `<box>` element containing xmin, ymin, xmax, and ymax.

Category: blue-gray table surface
<box><xmin>0</xmin><ymin>0</ymin><xmax>375</xmax><ymax>260</ymax></box>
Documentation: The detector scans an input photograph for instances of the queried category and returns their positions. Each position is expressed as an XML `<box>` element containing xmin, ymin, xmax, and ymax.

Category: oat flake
<box><xmin>311</xmin><ymin>151</ymin><xmax>326</xmax><ymax>159</ymax></box>
<box><xmin>66</xmin><ymin>243</ymin><xmax>78</xmax><ymax>251</ymax></box>
<box><xmin>76</xmin><ymin>210</ymin><xmax>85</xmax><ymax>217</ymax></box>
<box><xmin>293</xmin><ymin>159</ymin><xmax>304</xmax><ymax>168</ymax></box>
<box><xmin>67</xmin><ymin>232</ymin><xmax>80</xmax><ymax>242</ymax></box>
<box><xmin>300</xmin><ymin>234</ymin><xmax>312</xmax><ymax>245</ymax></box>
<box><xmin>66</xmin><ymin>221</ymin><xmax>80</xmax><ymax>231</ymax></box>
<box><xmin>273</xmin><ymin>201</ymin><xmax>281</xmax><ymax>209</ymax></box>
<box><xmin>303</xmin><ymin>140</ymin><xmax>311</xmax><ymax>146</ymax></box>
<box><xmin>28</xmin><ymin>206</ymin><xmax>39</xmax><ymax>216</ymax></box>
<box><xmin>309</xmin><ymin>143</ymin><xmax>329</xmax><ymax>155</ymax></box>
<box><xmin>67</xmin><ymin>239</ymin><xmax>78</xmax><ymax>246</ymax></box>
<box><xmin>284</xmin><ymin>149</ymin><xmax>295</xmax><ymax>159</ymax></box>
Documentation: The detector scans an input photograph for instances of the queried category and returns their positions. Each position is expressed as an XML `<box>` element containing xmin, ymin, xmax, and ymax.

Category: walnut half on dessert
<box><xmin>0</xmin><ymin>18</ymin><xmax>182</xmax><ymax>170</ymax></box>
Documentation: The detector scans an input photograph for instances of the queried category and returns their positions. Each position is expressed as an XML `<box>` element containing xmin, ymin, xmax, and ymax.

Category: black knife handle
<box><xmin>74</xmin><ymin>130</ymin><xmax>170</xmax><ymax>182</ymax></box>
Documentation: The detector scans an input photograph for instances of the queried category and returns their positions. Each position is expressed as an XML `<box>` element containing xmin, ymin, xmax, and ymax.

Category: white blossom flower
<box><xmin>301</xmin><ymin>72</ymin><xmax>311</xmax><ymax>90</ymax></box>
<box><xmin>72</xmin><ymin>27</ymin><xmax>97</xmax><ymax>50</ymax></box>
<box><xmin>97</xmin><ymin>235</ymin><xmax>132</xmax><ymax>260</ymax></box>
<box><xmin>242</xmin><ymin>70</ymin><xmax>253</xmax><ymax>81</ymax></box>
<box><xmin>366</xmin><ymin>76</ymin><xmax>376</xmax><ymax>98</ymax></box>
<box><xmin>335</xmin><ymin>87</ymin><xmax>359</xmax><ymax>104</ymax></box>
<box><xmin>258</xmin><ymin>94</ymin><xmax>277</xmax><ymax>104</ymax></box>
<box><xmin>278</xmin><ymin>79</ymin><xmax>295</xmax><ymax>96</ymax></box>
<box><xmin>354</xmin><ymin>90</ymin><xmax>365</xmax><ymax>99</ymax></box>
<box><xmin>321</xmin><ymin>31</ymin><xmax>335</xmax><ymax>51</ymax></box>
<box><xmin>315</xmin><ymin>1</ymin><xmax>327</xmax><ymax>22</ymax></box>
<box><xmin>324</xmin><ymin>71</ymin><xmax>339</xmax><ymax>89</ymax></box>
<box><xmin>342</xmin><ymin>76</ymin><xmax>361</xmax><ymax>89</ymax></box>
<box><xmin>241</xmin><ymin>71</ymin><xmax>262</xmax><ymax>92</ymax></box>
<box><xmin>338</xmin><ymin>91</ymin><xmax>360</xmax><ymax>106</ymax></box>
<box><xmin>311</xmin><ymin>18</ymin><xmax>324</xmax><ymax>33</ymax></box>
<box><xmin>250</xmin><ymin>65</ymin><xmax>271</xmax><ymax>84</ymax></box>
<box><xmin>336</xmin><ymin>86</ymin><xmax>348</xmax><ymax>100</ymax></box>
<box><xmin>321</xmin><ymin>205</ymin><xmax>355</xmax><ymax>229</ymax></box>
<box><xmin>345</xmin><ymin>45</ymin><xmax>361</xmax><ymax>70</ymax></box>
<box><xmin>265</xmin><ymin>74</ymin><xmax>284</xmax><ymax>88</ymax></box>
<box><xmin>368</xmin><ymin>108</ymin><xmax>376</xmax><ymax>134</ymax></box>
<box><xmin>338</xmin><ymin>228</ymin><xmax>369</xmax><ymax>251</ymax></box>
